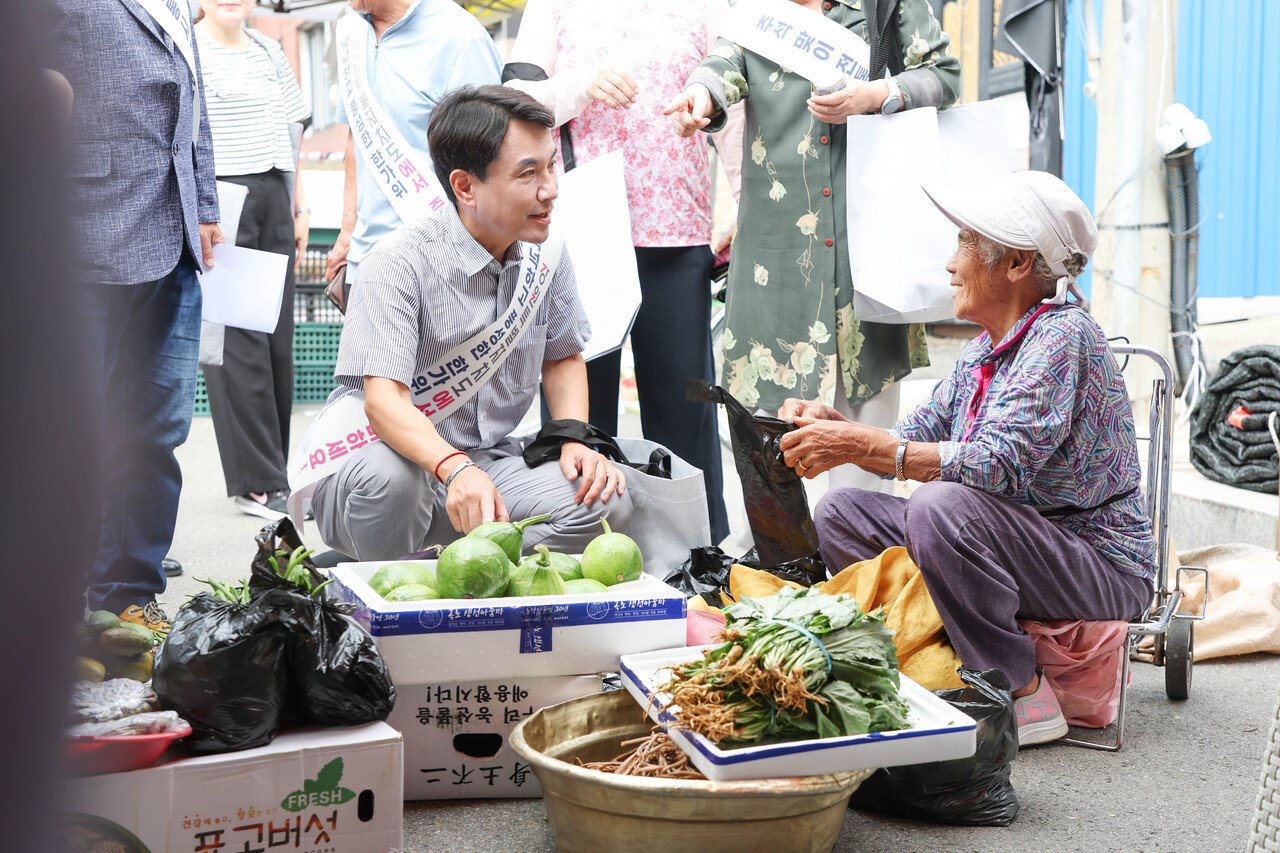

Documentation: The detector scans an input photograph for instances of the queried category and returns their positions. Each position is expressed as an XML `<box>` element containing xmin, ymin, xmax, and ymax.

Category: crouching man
<box><xmin>297</xmin><ymin>85</ymin><xmax>630</xmax><ymax>560</ymax></box>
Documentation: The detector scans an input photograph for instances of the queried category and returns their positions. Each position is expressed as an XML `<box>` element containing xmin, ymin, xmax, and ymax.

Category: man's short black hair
<box><xmin>428</xmin><ymin>85</ymin><xmax>554</xmax><ymax>206</ymax></box>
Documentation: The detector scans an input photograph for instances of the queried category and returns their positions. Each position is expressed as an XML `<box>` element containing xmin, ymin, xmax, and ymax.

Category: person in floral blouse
<box><xmin>666</xmin><ymin>0</ymin><xmax>958</xmax><ymax>494</ymax></box>
<box><xmin>505</xmin><ymin>0</ymin><xmax>744</xmax><ymax>543</ymax></box>
<box><xmin>777</xmin><ymin>172</ymin><xmax>1157</xmax><ymax>746</ymax></box>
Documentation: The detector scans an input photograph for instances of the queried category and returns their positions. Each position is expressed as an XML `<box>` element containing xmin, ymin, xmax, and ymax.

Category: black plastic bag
<box><xmin>688</xmin><ymin>380</ymin><xmax>826</xmax><ymax>577</ymax></box>
<box><xmin>153</xmin><ymin>592</ymin><xmax>289</xmax><ymax>753</ymax></box>
<box><xmin>251</xmin><ymin>522</ymin><xmax>396</xmax><ymax>727</ymax></box>
<box><xmin>849</xmin><ymin>667</ymin><xmax>1020</xmax><ymax>826</ymax></box>
<box><xmin>736</xmin><ymin>547</ymin><xmax>826</xmax><ymax>587</ymax></box>
<box><xmin>663</xmin><ymin>546</ymin><xmax>735</xmax><ymax>607</ymax></box>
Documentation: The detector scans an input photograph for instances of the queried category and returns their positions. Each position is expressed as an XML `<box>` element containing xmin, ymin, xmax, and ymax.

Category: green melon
<box><xmin>368</xmin><ymin>561</ymin><xmax>437</xmax><ymax>597</ymax></box>
<box><xmin>563</xmin><ymin>578</ymin><xmax>609</xmax><ymax>594</ymax></box>
<box><xmin>580</xmin><ymin>520</ymin><xmax>643</xmax><ymax>587</ymax></box>
<box><xmin>384</xmin><ymin>583</ymin><xmax>441</xmax><ymax>602</ymax></box>
<box><xmin>435</xmin><ymin>538</ymin><xmax>511</xmax><ymax>600</ymax></box>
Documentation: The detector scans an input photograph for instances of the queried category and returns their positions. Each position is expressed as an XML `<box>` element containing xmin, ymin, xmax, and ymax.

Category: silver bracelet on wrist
<box><xmin>894</xmin><ymin>438</ymin><xmax>909</xmax><ymax>482</ymax></box>
<box><xmin>443</xmin><ymin>459</ymin><xmax>477</xmax><ymax>489</ymax></box>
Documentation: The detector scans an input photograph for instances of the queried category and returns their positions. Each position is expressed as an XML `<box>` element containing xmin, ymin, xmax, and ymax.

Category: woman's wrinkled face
<box><xmin>199</xmin><ymin>0</ymin><xmax>254</xmax><ymax>27</ymax></box>
<box><xmin>946</xmin><ymin>228</ymin><xmax>1004</xmax><ymax>326</ymax></box>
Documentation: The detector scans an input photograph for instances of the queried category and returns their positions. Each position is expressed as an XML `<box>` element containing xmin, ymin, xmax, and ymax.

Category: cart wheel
<box><xmin>1165</xmin><ymin>617</ymin><xmax>1193</xmax><ymax>700</ymax></box>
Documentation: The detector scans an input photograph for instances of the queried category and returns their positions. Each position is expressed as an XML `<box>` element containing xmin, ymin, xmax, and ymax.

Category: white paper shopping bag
<box><xmin>846</xmin><ymin>101</ymin><xmax>1011</xmax><ymax>323</ymax></box>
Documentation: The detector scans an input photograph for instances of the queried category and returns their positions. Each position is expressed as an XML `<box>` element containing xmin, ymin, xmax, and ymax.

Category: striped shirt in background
<box><xmin>196</xmin><ymin>31</ymin><xmax>310</xmax><ymax>177</ymax></box>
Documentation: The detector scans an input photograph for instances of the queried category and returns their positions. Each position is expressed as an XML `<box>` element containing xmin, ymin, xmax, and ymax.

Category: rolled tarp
<box><xmin>1189</xmin><ymin>344</ymin><xmax>1280</xmax><ymax>493</ymax></box>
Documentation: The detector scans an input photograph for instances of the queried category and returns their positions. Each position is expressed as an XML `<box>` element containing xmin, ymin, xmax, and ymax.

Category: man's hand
<box><xmin>325</xmin><ymin>231</ymin><xmax>350</xmax><ymax>282</ymax></box>
<box><xmin>444</xmin><ymin>462</ymin><xmax>509</xmax><ymax>534</ymax></box>
<box><xmin>199</xmin><ymin>223</ymin><xmax>225</xmax><ymax>268</ymax></box>
<box><xmin>778</xmin><ymin>397</ymin><xmax>845</xmax><ymax>424</ymax></box>
<box><xmin>586</xmin><ymin>66</ymin><xmax>639</xmax><ymax>110</ymax></box>
<box><xmin>806</xmin><ymin>80</ymin><xmax>891</xmax><ymax>125</ymax></box>
<box><xmin>663</xmin><ymin>84</ymin><xmax>714</xmax><ymax>138</ymax></box>
<box><xmin>559</xmin><ymin>441</ymin><xmax>626</xmax><ymax>506</ymax></box>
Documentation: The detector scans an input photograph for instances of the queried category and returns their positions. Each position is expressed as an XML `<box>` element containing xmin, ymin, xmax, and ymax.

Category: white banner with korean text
<box><xmin>135</xmin><ymin>0</ymin><xmax>202</xmax><ymax>138</ymax></box>
<box><xmin>335</xmin><ymin>13</ymin><xmax>449</xmax><ymax>224</ymax></box>
<box><xmin>286</xmin><ymin>234</ymin><xmax>566</xmax><ymax>525</ymax></box>
<box><xmin>718</xmin><ymin>0</ymin><xmax>872</xmax><ymax>87</ymax></box>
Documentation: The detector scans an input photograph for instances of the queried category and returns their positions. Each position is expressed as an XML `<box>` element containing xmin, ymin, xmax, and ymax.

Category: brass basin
<box><xmin>509</xmin><ymin>690</ymin><xmax>872</xmax><ymax>853</ymax></box>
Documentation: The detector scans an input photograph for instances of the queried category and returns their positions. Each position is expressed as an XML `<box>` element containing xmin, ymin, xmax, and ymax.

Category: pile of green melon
<box><xmin>368</xmin><ymin>514</ymin><xmax>643</xmax><ymax>602</ymax></box>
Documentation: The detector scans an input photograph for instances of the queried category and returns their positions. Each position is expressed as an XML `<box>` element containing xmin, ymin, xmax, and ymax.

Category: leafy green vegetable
<box><xmin>658</xmin><ymin>587</ymin><xmax>911</xmax><ymax>747</ymax></box>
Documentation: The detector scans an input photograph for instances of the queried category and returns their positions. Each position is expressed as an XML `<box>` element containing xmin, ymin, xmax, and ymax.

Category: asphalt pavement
<box><xmin>162</xmin><ymin>317</ymin><xmax>1280</xmax><ymax>853</ymax></box>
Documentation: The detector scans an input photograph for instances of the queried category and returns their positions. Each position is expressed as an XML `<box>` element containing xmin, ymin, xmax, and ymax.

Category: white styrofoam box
<box><xmin>619</xmin><ymin>646</ymin><xmax>977</xmax><ymax>781</ymax></box>
<box><xmin>64</xmin><ymin>723</ymin><xmax>403</xmax><ymax>852</ymax></box>
<box><xmin>391</xmin><ymin>673</ymin><xmax>602</xmax><ymax>800</ymax></box>
<box><xmin>327</xmin><ymin>561</ymin><xmax>686</xmax><ymax>683</ymax></box>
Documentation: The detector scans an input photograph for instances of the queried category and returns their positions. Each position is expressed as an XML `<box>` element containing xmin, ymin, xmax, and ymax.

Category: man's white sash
<box><xmin>718</xmin><ymin>0</ymin><xmax>871</xmax><ymax>86</ymax></box>
<box><xmin>134</xmin><ymin>0</ymin><xmax>201</xmax><ymax>137</ymax></box>
<box><xmin>335</xmin><ymin>14</ymin><xmax>450</xmax><ymax>224</ymax></box>
<box><xmin>286</xmin><ymin>233</ymin><xmax>565</xmax><ymax>525</ymax></box>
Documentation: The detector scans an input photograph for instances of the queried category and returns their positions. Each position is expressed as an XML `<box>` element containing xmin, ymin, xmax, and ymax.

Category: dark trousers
<box><xmin>203</xmin><ymin>170</ymin><xmax>296</xmax><ymax>496</ymax></box>
<box><xmin>82</xmin><ymin>254</ymin><xmax>202</xmax><ymax>611</ymax></box>
<box><xmin>583</xmin><ymin>245</ymin><xmax>729</xmax><ymax>544</ymax></box>
<box><xmin>814</xmin><ymin>481</ymin><xmax>1154</xmax><ymax>691</ymax></box>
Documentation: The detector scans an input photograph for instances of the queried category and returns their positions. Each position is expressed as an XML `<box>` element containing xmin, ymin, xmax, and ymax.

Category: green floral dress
<box><xmin>688</xmin><ymin>0</ymin><xmax>959</xmax><ymax>411</ymax></box>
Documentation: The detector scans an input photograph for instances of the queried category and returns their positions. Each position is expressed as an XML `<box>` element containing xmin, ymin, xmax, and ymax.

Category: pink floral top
<box><xmin>507</xmin><ymin>0</ymin><xmax>738</xmax><ymax>247</ymax></box>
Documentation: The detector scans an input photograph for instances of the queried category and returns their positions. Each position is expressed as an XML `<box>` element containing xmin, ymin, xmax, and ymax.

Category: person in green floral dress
<box><xmin>666</xmin><ymin>0</ymin><xmax>958</xmax><ymax>490</ymax></box>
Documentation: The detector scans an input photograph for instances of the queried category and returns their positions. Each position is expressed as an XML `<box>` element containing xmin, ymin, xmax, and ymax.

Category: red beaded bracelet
<box><xmin>433</xmin><ymin>451</ymin><xmax>468</xmax><ymax>483</ymax></box>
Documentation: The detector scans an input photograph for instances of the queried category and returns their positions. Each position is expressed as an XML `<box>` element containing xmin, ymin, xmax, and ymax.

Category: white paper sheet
<box><xmin>214</xmin><ymin>180</ymin><xmax>248</xmax><ymax>244</ymax></box>
<box><xmin>554</xmin><ymin>150</ymin><xmax>641</xmax><ymax>361</ymax></box>
<box><xmin>197</xmin><ymin>243</ymin><xmax>289</xmax><ymax>334</ymax></box>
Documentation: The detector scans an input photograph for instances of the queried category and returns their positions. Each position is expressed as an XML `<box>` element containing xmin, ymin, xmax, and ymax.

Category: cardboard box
<box><xmin>328</xmin><ymin>562</ymin><xmax>687</xmax><ymax>683</ymax></box>
<box><xmin>65</xmin><ymin>722</ymin><xmax>403</xmax><ymax>853</ymax></box>
<box><xmin>391</xmin><ymin>674</ymin><xmax>602</xmax><ymax>800</ymax></box>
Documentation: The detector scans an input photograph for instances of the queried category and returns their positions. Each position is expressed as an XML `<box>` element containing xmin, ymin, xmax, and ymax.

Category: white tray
<box><xmin>618</xmin><ymin>645</ymin><xmax>977</xmax><ymax>781</ymax></box>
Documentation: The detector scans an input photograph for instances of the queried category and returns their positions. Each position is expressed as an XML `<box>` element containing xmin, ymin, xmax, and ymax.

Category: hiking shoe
<box><xmin>120</xmin><ymin>601</ymin><xmax>171</xmax><ymax>635</ymax></box>
<box><xmin>1014</xmin><ymin>673</ymin><xmax>1069</xmax><ymax>747</ymax></box>
<box><xmin>234</xmin><ymin>491</ymin><xmax>288</xmax><ymax>520</ymax></box>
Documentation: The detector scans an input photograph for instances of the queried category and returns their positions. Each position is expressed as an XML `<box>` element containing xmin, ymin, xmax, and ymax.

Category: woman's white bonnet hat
<box><xmin>922</xmin><ymin>171</ymin><xmax>1099</xmax><ymax>305</ymax></box>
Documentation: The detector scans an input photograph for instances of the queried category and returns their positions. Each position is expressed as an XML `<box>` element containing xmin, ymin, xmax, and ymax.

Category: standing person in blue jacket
<box><xmin>323</xmin><ymin>0</ymin><xmax>503</xmax><ymax>293</ymax></box>
<box><xmin>49</xmin><ymin>0</ymin><xmax>224</xmax><ymax>629</ymax></box>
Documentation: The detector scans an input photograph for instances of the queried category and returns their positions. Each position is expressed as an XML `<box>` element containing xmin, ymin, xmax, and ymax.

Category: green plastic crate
<box><xmin>195</xmin><ymin>370</ymin><xmax>210</xmax><ymax>416</ymax></box>
<box><xmin>294</xmin><ymin>322</ymin><xmax>345</xmax><ymax>364</ymax></box>
<box><xmin>295</xmin><ymin>362</ymin><xmax>339</xmax><ymax>404</ymax></box>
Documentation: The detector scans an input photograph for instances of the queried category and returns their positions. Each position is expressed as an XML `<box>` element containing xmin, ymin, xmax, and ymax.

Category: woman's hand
<box><xmin>559</xmin><ymin>441</ymin><xmax>626</xmax><ymax>507</ymax></box>
<box><xmin>663</xmin><ymin>85</ymin><xmax>714</xmax><ymax>137</ymax></box>
<box><xmin>778</xmin><ymin>397</ymin><xmax>844</xmax><ymax>424</ymax></box>
<box><xmin>779</xmin><ymin>417</ymin><xmax>865</xmax><ymax>479</ymax></box>
<box><xmin>806</xmin><ymin>80</ymin><xmax>891</xmax><ymax>125</ymax></box>
<box><xmin>293</xmin><ymin>210</ymin><xmax>311</xmax><ymax>271</ymax></box>
<box><xmin>586</xmin><ymin>66</ymin><xmax>639</xmax><ymax>110</ymax></box>
<box><xmin>713</xmin><ymin>222</ymin><xmax>736</xmax><ymax>255</ymax></box>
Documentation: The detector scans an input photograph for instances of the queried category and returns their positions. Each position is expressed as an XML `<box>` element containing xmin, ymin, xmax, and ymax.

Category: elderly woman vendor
<box><xmin>778</xmin><ymin>172</ymin><xmax>1156</xmax><ymax>746</ymax></box>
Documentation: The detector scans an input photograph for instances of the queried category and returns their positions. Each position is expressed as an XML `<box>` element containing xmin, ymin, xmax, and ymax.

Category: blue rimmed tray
<box><xmin>618</xmin><ymin>645</ymin><xmax>977</xmax><ymax>781</ymax></box>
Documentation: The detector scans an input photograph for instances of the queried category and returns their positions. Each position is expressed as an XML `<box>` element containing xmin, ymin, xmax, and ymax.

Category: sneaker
<box><xmin>234</xmin><ymin>491</ymin><xmax>288</xmax><ymax>520</ymax></box>
<box><xmin>120</xmin><ymin>601</ymin><xmax>171</xmax><ymax>635</ymax></box>
<box><xmin>1014</xmin><ymin>673</ymin><xmax>1069</xmax><ymax>747</ymax></box>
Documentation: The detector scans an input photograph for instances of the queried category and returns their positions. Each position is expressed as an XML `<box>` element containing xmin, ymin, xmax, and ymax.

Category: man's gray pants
<box><xmin>313</xmin><ymin>437</ymin><xmax>634</xmax><ymax>561</ymax></box>
<box><xmin>814</xmin><ymin>481</ymin><xmax>1154</xmax><ymax>692</ymax></box>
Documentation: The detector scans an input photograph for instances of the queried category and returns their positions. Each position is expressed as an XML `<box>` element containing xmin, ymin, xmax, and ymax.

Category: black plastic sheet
<box><xmin>850</xmin><ymin>668</ymin><xmax>1020</xmax><ymax>826</ymax></box>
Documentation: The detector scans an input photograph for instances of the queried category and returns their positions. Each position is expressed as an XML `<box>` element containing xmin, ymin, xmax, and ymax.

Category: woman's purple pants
<box><xmin>814</xmin><ymin>481</ymin><xmax>1154</xmax><ymax>692</ymax></box>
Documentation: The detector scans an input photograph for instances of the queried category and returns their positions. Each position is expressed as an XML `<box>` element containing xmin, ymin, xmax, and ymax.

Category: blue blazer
<box><xmin>50</xmin><ymin>0</ymin><xmax>220</xmax><ymax>286</ymax></box>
